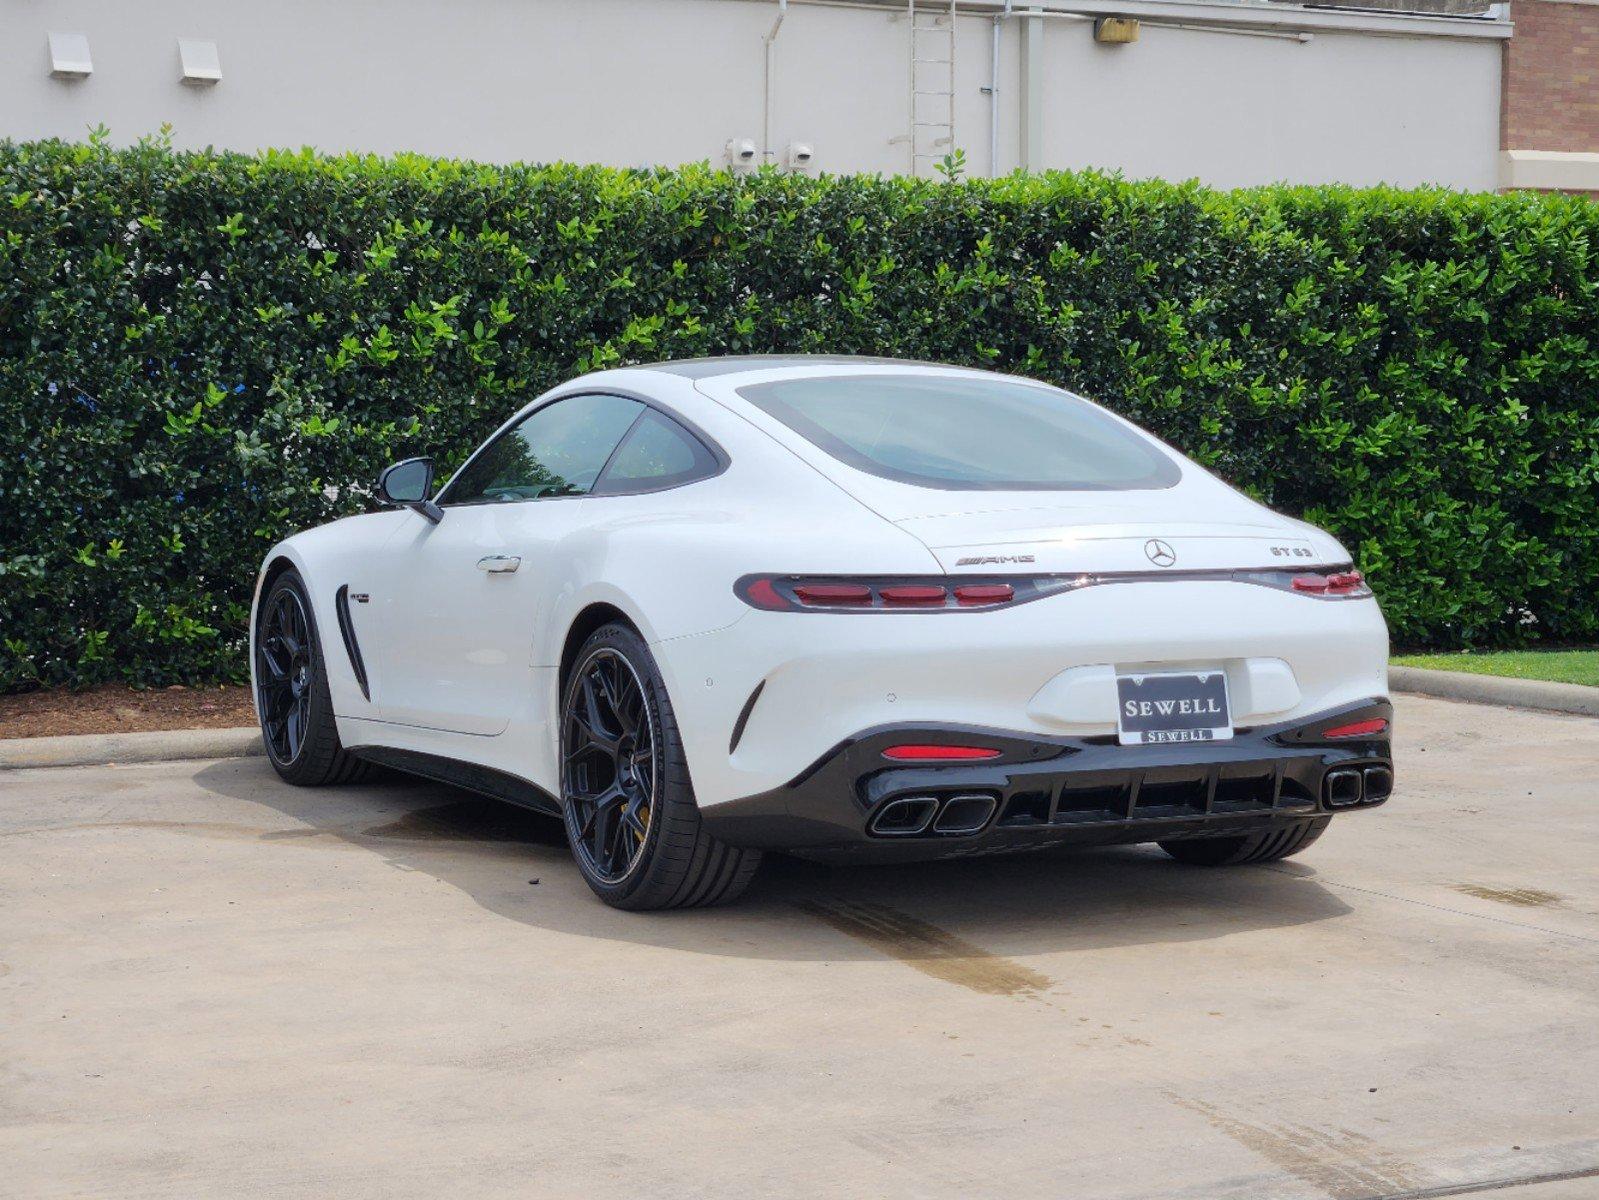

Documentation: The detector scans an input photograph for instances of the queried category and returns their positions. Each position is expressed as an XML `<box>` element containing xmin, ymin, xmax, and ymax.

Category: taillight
<box><xmin>1322</xmin><ymin>717</ymin><xmax>1389</xmax><ymax>739</ymax></box>
<box><xmin>736</xmin><ymin>574</ymin><xmax>1053</xmax><ymax>612</ymax></box>
<box><xmin>793</xmin><ymin>583</ymin><xmax>872</xmax><ymax>606</ymax></box>
<box><xmin>954</xmin><ymin>583</ymin><xmax>1014</xmax><ymax>606</ymax></box>
<box><xmin>882</xmin><ymin>744</ymin><xmax>1002</xmax><ymax>761</ymax></box>
<box><xmin>737</xmin><ymin>566</ymin><xmax>1372</xmax><ymax>611</ymax></box>
<box><xmin>1242</xmin><ymin>566</ymin><xmax>1374</xmax><ymax>601</ymax></box>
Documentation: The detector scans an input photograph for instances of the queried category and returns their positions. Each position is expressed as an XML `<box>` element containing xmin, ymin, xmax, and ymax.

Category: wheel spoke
<box><xmin>620</xmin><ymin>794</ymin><xmax>649</xmax><ymax>840</ymax></box>
<box><xmin>576</xmin><ymin>675</ymin><xmax>620</xmax><ymax>753</ymax></box>
<box><xmin>616</xmin><ymin>682</ymin><xmax>643</xmax><ymax>738</ymax></box>
<box><xmin>259</xmin><ymin>636</ymin><xmax>291</xmax><ymax>680</ymax></box>
<box><xmin>582</xmin><ymin>784</ymin><xmax>624</xmax><ymax>864</ymax></box>
<box><xmin>598</xmin><ymin>660</ymin><xmax>640</xmax><ymax>738</ymax></box>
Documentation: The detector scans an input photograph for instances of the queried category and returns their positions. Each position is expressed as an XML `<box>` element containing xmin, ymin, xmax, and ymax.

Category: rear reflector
<box><xmin>882</xmin><ymin>744</ymin><xmax>1002</xmax><ymax>761</ymax></box>
<box><xmin>1322</xmin><ymin>717</ymin><xmax>1389</xmax><ymax>739</ymax></box>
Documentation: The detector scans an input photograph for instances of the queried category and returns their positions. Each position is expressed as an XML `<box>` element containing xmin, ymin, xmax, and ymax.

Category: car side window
<box><xmin>442</xmin><ymin>394</ymin><xmax>644</xmax><ymax>505</ymax></box>
<box><xmin>593</xmin><ymin>408</ymin><xmax>720</xmax><ymax>494</ymax></box>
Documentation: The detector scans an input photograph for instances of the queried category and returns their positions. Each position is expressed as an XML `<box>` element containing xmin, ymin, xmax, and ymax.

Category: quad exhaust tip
<box><xmin>1362</xmin><ymin>765</ymin><xmax>1394</xmax><ymax>802</ymax></box>
<box><xmin>870</xmin><ymin>796</ymin><xmax>938</xmax><ymax>836</ymax></box>
<box><xmin>870</xmin><ymin>793</ymin><xmax>998</xmax><ymax>837</ymax></box>
<box><xmin>933</xmin><ymin>793</ymin><xmax>998</xmax><ymax>835</ymax></box>
<box><xmin>1324</xmin><ymin>768</ymin><xmax>1364</xmax><ymax>808</ymax></box>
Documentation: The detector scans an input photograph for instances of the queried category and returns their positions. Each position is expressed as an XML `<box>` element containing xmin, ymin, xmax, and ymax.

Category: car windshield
<box><xmin>736</xmin><ymin>374</ymin><xmax>1180</xmax><ymax>491</ymax></box>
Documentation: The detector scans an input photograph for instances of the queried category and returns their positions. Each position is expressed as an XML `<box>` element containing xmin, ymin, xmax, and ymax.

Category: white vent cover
<box><xmin>178</xmin><ymin>39</ymin><xmax>222</xmax><ymax>86</ymax></box>
<box><xmin>48</xmin><ymin>32</ymin><xmax>92</xmax><ymax>80</ymax></box>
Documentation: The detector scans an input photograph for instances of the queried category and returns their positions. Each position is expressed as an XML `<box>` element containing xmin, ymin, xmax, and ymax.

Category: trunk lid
<box><xmin>896</xmin><ymin>504</ymin><xmax>1316</xmax><ymax>573</ymax></box>
<box><xmin>839</xmin><ymin>473</ymin><xmax>1319</xmax><ymax>573</ymax></box>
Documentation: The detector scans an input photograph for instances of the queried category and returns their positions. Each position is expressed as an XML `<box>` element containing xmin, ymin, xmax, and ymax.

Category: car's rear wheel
<box><xmin>254</xmin><ymin>569</ymin><xmax>369</xmax><ymax>787</ymax></box>
<box><xmin>1158</xmin><ymin>817</ymin><xmax>1329</xmax><ymax>866</ymax></box>
<box><xmin>560</xmin><ymin>623</ymin><xmax>760</xmax><ymax>910</ymax></box>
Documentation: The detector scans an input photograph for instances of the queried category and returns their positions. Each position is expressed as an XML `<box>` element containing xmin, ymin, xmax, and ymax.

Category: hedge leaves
<box><xmin>2</xmin><ymin>138</ymin><xmax>1596</xmax><ymax>690</ymax></box>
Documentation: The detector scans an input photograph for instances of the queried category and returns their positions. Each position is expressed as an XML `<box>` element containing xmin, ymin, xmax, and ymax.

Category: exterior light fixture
<box><xmin>1094</xmin><ymin>17</ymin><xmax>1140</xmax><ymax>43</ymax></box>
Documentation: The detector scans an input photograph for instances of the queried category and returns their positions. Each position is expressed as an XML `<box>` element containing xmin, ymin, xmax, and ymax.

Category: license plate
<box><xmin>1116</xmin><ymin>671</ymin><xmax>1233</xmax><ymax>746</ymax></box>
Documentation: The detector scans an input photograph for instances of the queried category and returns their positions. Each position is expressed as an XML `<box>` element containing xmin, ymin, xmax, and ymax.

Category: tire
<box><xmin>254</xmin><ymin>569</ymin><xmax>370</xmax><ymax>787</ymax></box>
<box><xmin>559</xmin><ymin>622</ymin><xmax>761</xmax><ymax>910</ymax></box>
<box><xmin>1158</xmin><ymin>817</ymin><xmax>1330</xmax><ymax>867</ymax></box>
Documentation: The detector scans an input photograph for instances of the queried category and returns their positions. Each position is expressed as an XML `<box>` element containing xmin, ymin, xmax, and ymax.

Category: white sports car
<box><xmin>252</xmin><ymin>357</ymin><xmax>1393</xmax><ymax>909</ymax></box>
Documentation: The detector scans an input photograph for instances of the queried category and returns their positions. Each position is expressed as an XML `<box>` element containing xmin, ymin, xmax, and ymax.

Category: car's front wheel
<box><xmin>254</xmin><ymin>568</ymin><xmax>369</xmax><ymax>787</ymax></box>
<box><xmin>1158</xmin><ymin>817</ymin><xmax>1329</xmax><ymax>866</ymax></box>
<box><xmin>560</xmin><ymin>623</ymin><xmax>760</xmax><ymax>910</ymax></box>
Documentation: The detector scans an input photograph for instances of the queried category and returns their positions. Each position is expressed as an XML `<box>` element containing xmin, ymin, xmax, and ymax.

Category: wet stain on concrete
<box><xmin>798</xmin><ymin>899</ymin><xmax>1052</xmax><ymax>997</ymax></box>
<box><xmin>1452</xmin><ymin>883</ymin><xmax>1563</xmax><ymax>908</ymax></box>
<box><xmin>360</xmin><ymin>800</ymin><xmax>559</xmax><ymax>845</ymax></box>
<box><xmin>1166</xmin><ymin>1094</ymin><xmax>1428</xmax><ymax>1198</ymax></box>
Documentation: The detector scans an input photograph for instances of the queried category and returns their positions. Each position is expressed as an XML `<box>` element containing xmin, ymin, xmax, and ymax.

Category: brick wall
<box><xmin>1502</xmin><ymin>0</ymin><xmax>1599</xmax><ymax>153</ymax></box>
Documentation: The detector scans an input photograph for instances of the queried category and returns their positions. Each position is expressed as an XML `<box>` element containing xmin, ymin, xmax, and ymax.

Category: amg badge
<box><xmin>955</xmin><ymin>554</ymin><xmax>1036</xmax><ymax>567</ymax></box>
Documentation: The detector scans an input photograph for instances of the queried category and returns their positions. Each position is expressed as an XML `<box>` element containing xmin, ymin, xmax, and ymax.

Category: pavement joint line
<box><xmin>1363</xmin><ymin>1162</ymin><xmax>1599</xmax><ymax>1199</ymax></box>
<box><xmin>1265</xmin><ymin>867</ymin><xmax>1599</xmax><ymax>945</ymax></box>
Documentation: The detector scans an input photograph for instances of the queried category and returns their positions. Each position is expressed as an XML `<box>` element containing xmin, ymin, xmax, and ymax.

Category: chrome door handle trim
<box><xmin>477</xmin><ymin>555</ymin><xmax>521</xmax><ymax>573</ymax></box>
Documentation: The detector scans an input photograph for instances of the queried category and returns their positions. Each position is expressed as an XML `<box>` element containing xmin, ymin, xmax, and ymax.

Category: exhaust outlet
<box><xmin>933</xmin><ymin>794</ymin><xmax>998</xmax><ymax>835</ymax></box>
<box><xmin>1361</xmin><ymin>766</ymin><xmax>1394</xmax><ymax>802</ymax></box>
<box><xmin>1324</xmin><ymin>769</ymin><xmax>1364</xmax><ymax>808</ymax></box>
<box><xmin>870</xmin><ymin>796</ymin><xmax>938</xmax><ymax>836</ymax></box>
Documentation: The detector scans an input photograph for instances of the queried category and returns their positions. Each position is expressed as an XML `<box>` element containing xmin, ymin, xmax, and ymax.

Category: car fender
<box><xmin>250</xmin><ymin>511</ymin><xmax>405</xmax><ymax>720</ymax></box>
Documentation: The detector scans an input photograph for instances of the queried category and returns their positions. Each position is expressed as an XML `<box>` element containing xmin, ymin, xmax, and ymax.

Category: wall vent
<box><xmin>48</xmin><ymin>32</ymin><xmax>92</xmax><ymax>80</ymax></box>
<box><xmin>178</xmin><ymin>39</ymin><xmax>222</xmax><ymax>86</ymax></box>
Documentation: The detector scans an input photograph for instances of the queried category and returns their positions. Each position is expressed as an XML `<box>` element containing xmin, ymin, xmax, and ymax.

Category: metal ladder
<box><xmin>904</xmin><ymin>0</ymin><xmax>956</xmax><ymax>176</ymax></box>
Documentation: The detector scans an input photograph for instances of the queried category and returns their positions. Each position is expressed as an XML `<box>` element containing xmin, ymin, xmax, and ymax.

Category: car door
<box><xmin>367</xmin><ymin>392</ymin><xmax>645</xmax><ymax>735</ymax></box>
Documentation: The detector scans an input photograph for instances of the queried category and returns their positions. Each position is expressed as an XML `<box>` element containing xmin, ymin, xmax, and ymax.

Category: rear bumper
<box><xmin>700</xmin><ymin>698</ymin><xmax>1393</xmax><ymax>863</ymax></box>
<box><xmin>655</xmin><ymin>579</ymin><xmax>1388</xmax><ymax>809</ymax></box>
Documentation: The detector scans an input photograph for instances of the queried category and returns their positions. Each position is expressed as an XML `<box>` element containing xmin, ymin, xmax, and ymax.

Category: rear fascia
<box><xmin>653</xmin><ymin>577</ymin><xmax>1389</xmax><ymax>812</ymax></box>
<box><xmin>700</xmin><ymin>699</ymin><xmax>1393</xmax><ymax>862</ymax></box>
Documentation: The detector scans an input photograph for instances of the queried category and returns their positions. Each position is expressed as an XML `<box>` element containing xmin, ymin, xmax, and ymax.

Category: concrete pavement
<box><xmin>1</xmin><ymin>694</ymin><xmax>1596</xmax><ymax>1199</ymax></box>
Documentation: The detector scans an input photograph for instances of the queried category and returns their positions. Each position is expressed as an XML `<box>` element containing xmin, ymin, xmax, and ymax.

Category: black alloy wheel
<box><xmin>253</xmin><ymin>569</ymin><xmax>369</xmax><ymax>787</ymax></box>
<box><xmin>563</xmin><ymin>647</ymin><xmax>657</xmax><ymax>884</ymax></box>
<box><xmin>257</xmin><ymin>584</ymin><xmax>315</xmax><ymax>766</ymax></box>
<box><xmin>557</xmin><ymin>623</ymin><xmax>761</xmax><ymax>909</ymax></box>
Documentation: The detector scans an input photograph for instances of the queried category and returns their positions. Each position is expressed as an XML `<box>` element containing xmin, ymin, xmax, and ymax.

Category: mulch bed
<box><xmin>0</xmin><ymin>684</ymin><xmax>255</xmax><ymax>740</ymax></box>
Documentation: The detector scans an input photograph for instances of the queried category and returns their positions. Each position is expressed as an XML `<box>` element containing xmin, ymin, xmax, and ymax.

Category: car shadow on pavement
<box><xmin>194</xmin><ymin>757</ymin><xmax>1352</xmax><ymax>963</ymax></box>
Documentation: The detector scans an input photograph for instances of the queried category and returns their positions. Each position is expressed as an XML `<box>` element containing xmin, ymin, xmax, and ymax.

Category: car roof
<box><xmin>637</xmin><ymin>354</ymin><xmax>950</xmax><ymax>381</ymax></box>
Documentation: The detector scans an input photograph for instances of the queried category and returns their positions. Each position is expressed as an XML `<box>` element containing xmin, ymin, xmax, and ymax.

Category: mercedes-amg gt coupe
<box><xmin>252</xmin><ymin>356</ymin><xmax>1393</xmax><ymax>909</ymax></box>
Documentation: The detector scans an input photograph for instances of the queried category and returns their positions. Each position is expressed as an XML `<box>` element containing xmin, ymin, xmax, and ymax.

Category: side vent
<box><xmin>728</xmin><ymin>680</ymin><xmax>766</xmax><ymax>754</ymax></box>
<box><xmin>334</xmin><ymin>584</ymin><xmax>370</xmax><ymax>701</ymax></box>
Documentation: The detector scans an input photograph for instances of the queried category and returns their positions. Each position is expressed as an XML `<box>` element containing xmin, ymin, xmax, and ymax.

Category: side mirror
<box><xmin>376</xmin><ymin>457</ymin><xmax>443</xmax><ymax>524</ymax></box>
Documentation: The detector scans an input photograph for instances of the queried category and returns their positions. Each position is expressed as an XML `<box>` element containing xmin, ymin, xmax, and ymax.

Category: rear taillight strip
<box><xmin>735</xmin><ymin>567</ymin><xmax>1372</xmax><ymax>613</ymax></box>
<box><xmin>736</xmin><ymin>575</ymin><xmax>1051</xmax><ymax>612</ymax></box>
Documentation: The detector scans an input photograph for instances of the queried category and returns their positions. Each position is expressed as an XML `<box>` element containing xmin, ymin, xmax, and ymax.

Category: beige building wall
<box><xmin>2</xmin><ymin>0</ymin><xmax>1506</xmax><ymax>190</ymax></box>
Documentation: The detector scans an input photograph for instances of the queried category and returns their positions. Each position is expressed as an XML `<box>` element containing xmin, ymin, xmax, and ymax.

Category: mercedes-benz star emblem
<box><xmin>1144</xmin><ymin>539</ymin><xmax>1177</xmax><ymax>568</ymax></box>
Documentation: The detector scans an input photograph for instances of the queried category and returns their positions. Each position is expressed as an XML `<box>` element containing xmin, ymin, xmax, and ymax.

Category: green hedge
<box><xmin>3</xmin><ymin>136</ymin><xmax>1597</xmax><ymax>691</ymax></box>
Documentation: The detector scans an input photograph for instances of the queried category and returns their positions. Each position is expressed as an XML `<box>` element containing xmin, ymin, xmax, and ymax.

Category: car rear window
<box><xmin>736</xmin><ymin>374</ymin><xmax>1180</xmax><ymax>491</ymax></box>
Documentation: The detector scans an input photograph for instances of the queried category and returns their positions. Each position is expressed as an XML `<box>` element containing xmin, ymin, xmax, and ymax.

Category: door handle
<box><xmin>477</xmin><ymin>554</ymin><xmax>521</xmax><ymax>573</ymax></box>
